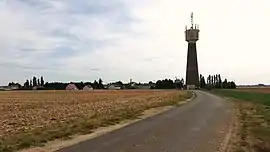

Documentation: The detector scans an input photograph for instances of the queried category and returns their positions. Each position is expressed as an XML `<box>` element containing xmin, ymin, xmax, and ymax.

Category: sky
<box><xmin>0</xmin><ymin>0</ymin><xmax>269</xmax><ymax>85</ymax></box>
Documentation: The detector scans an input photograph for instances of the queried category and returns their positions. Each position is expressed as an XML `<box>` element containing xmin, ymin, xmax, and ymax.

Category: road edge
<box><xmin>207</xmin><ymin>92</ymin><xmax>235</xmax><ymax>152</ymax></box>
<box><xmin>220</xmin><ymin>99</ymin><xmax>235</xmax><ymax>152</ymax></box>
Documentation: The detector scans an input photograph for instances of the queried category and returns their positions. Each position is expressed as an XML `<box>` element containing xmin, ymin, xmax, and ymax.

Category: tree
<box><xmin>24</xmin><ymin>79</ymin><xmax>30</xmax><ymax>88</ymax></box>
<box><xmin>200</xmin><ymin>74</ymin><xmax>205</xmax><ymax>88</ymax></box>
<box><xmin>30</xmin><ymin>79</ymin><xmax>33</xmax><ymax>87</ymax></box>
<box><xmin>98</xmin><ymin>78</ymin><xmax>104</xmax><ymax>89</ymax></box>
<box><xmin>40</xmin><ymin>76</ymin><xmax>44</xmax><ymax>86</ymax></box>
<box><xmin>175</xmin><ymin>78</ymin><xmax>184</xmax><ymax>89</ymax></box>
<box><xmin>8</xmin><ymin>82</ymin><xmax>15</xmax><ymax>87</ymax></box>
<box><xmin>44</xmin><ymin>82</ymin><xmax>68</xmax><ymax>90</ymax></box>
<box><xmin>155</xmin><ymin>79</ymin><xmax>175</xmax><ymax>89</ymax></box>
<box><xmin>33</xmin><ymin>76</ymin><xmax>37</xmax><ymax>86</ymax></box>
<box><xmin>200</xmin><ymin>74</ymin><xmax>236</xmax><ymax>89</ymax></box>
<box><xmin>230</xmin><ymin>81</ymin><xmax>236</xmax><ymax>89</ymax></box>
<box><xmin>215</xmin><ymin>74</ymin><xmax>218</xmax><ymax>87</ymax></box>
<box><xmin>38</xmin><ymin>78</ymin><xmax>40</xmax><ymax>86</ymax></box>
<box><xmin>200</xmin><ymin>76</ymin><xmax>206</xmax><ymax>89</ymax></box>
<box><xmin>8</xmin><ymin>82</ymin><xmax>22</xmax><ymax>88</ymax></box>
<box><xmin>218</xmin><ymin>74</ymin><xmax>222</xmax><ymax>88</ymax></box>
<box><xmin>207</xmin><ymin>75</ymin><xmax>211</xmax><ymax>85</ymax></box>
<box><xmin>199</xmin><ymin>74</ymin><xmax>203</xmax><ymax>88</ymax></box>
<box><xmin>93</xmin><ymin>80</ymin><xmax>99</xmax><ymax>89</ymax></box>
<box><xmin>213</xmin><ymin>75</ymin><xmax>216</xmax><ymax>88</ymax></box>
<box><xmin>181</xmin><ymin>78</ymin><xmax>184</xmax><ymax>86</ymax></box>
<box><xmin>223</xmin><ymin>79</ymin><xmax>228</xmax><ymax>89</ymax></box>
<box><xmin>214</xmin><ymin>74</ymin><xmax>219</xmax><ymax>88</ymax></box>
<box><xmin>211</xmin><ymin>75</ymin><xmax>214</xmax><ymax>86</ymax></box>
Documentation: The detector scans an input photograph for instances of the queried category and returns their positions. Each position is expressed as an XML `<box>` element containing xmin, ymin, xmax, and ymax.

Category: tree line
<box><xmin>8</xmin><ymin>77</ymin><xmax>105</xmax><ymax>90</ymax></box>
<box><xmin>154</xmin><ymin>78</ymin><xmax>184</xmax><ymax>89</ymax></box>
<box><xmin>6</xmin><ymin>74</ymin><xmax>236</xmax><ymax>90</ymax></box>
<box><xmin>199</xmin><ymin>74</ymin><xmax>236</xmax><ymax>89</ymax></box>
<box><xmin>42</xmin><ymin>78</ymin><xmax>105</xmax><ymax>90</ymax></box>
<box><xmin>22</xmin><ymin>76</ymin><xmax>45</xmax><ymax>88</ymax></box>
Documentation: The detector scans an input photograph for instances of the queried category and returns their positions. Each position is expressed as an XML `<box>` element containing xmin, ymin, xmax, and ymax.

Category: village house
<box><xmin>0</xmin><ymin>84</ymin><xmax>20</xmax><ymax>91</ymax></box>
<box><xmin>107</xmin><ymin>84</ymin><xmax>121</xmax><ymax>90</ymax></box>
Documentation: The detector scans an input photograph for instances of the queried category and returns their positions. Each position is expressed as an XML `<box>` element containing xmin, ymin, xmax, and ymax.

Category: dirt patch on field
<box><xmin>0</xmin><ymin>90</ymin><xmax>192</xmax><ymax>152</ymax></box>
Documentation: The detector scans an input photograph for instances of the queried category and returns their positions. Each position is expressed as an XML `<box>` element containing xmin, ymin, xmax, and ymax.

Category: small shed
<box><xmin>83</xmin><ymin>85</ymin><xmax>94</xmax><ymax>91</ymax></box>
<box><xmin>66</xmin><ymin>84</ymin><xmax>78</xmax><ymax>90</ymax></box>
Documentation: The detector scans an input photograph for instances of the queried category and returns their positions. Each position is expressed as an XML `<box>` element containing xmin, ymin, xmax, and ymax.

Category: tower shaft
<box><xmin>186</xmin><ymin>43</ymin><xmax>199</xmax><ymax>89</ymax></box>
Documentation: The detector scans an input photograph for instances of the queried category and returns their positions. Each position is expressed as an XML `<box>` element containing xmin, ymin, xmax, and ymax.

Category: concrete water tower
<box><xmin>185</xmin><ymin>12</ymin><xmax>200</xmax><ymax>90</ymax></box>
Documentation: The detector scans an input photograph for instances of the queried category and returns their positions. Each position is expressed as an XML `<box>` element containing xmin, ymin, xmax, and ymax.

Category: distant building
<box><xmin>0</xmin><ymin>86</ymin><xmax>9</xmax><ymax>91</ymax></box>
<box><xmin>138</xmin><ymin>85</ymin><xmax>151</xmax><ymax>89</ymax></box>
<box><xmin>66</xmin><ymin>84</ymin><xmax>78</xmax><ymax>90</ymax></box>
<box><xmin>0</xmin><ymin>85</ymin><xmax>20</xmax><ymax>91</ymax></box>
<box><xmin>32</xmin><ymin>86</ymin><xmax>45</xmax><ymax>90</ymax></box>
<box><xmin>130</xmin><ymin>83</ymin><xmax>152</xmax><ymax>89</ymax></box>
<box><xmin>83</xmin><ymin>85</ymin><xmax>94</xmax><ymax>91</ymax></box>
<box><xmin>108</xmin><ymin>84</ymin><xmax>121</xmax><ymax>90</ymax></box>
<box><xmin>10</xmin><ymin>84</ymin><xmax>20</xmax><ymax>90</ymax></box>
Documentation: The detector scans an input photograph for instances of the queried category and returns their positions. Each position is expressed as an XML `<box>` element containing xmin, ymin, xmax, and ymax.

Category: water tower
<box><xmin>185</xmin><ymin>12</ymin><xmax>200</xmax><ymax>90</ymax></box>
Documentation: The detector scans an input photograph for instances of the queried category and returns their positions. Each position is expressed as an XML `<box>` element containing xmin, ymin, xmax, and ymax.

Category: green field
<box><xmin>210</xmin><ymin>89</ymin><xmax>270</xmax><ymax>106</ymax></box>
<box><xmin>210</xmin><ymin>89</ymin><xmax>270</xmax><ymax>151</ymax></box>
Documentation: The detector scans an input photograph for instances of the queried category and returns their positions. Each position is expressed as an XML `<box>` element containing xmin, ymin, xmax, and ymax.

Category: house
<box><xmin>83</xmin><ymin>85</ymin><xmax>94</xmax><ymax>91</ymax></box>
<box><xmin>108</xmin><ymin>84</ymin><xmax>121</xmax><ymax>90</ymax></box>
<box><xmin>130</xmin><ymin>82</ymin><xmax>136</xmax><ymax>87</ymax></box>
<box><xmin>138</xmin><ymin>85</ymin><xmax>151</xmax><ymax>89</ymax></box>
<box><xmin>0</xmin><ymin>85</ymin><xmax>20</xmax><ymax>91</ymax></box>
<box><xmin>66</xmin><ymin>83</ymin><xmax>78</xmax><ymax>90</ymax></box>
<box><xmin>0</xmin><ymin>86</ymin><xmax>9</xmax><ymax>91</ymax></box>
<box><xmin>129</xmin><ymin>82</ymin><xmax>153</xmax><ymax>89</ymax></box>
<box><xmin>10</xmin><ymin>84</ymin><xmax>20</xmax><ymax>90</ymax></box>
<box><xmin>32</xmin><ymin>86</ymin><xmax>45</xmax><ymax>90</ymax></box>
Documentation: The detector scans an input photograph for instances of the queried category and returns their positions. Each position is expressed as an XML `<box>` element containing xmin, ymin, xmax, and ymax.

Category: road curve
<box><xmin>57</xmin><ymin>91</ymin><xmax>233</xmax><ymax>152</ymax></box>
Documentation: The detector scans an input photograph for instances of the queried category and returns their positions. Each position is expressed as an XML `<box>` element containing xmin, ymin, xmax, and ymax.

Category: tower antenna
<box><xmin>191</xmin><ymin>12</ymin><xmax>194</xmax><ymax>29</ymax></box>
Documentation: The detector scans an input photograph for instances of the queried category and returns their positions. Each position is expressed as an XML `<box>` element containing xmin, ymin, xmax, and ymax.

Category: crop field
<box><xmin>0</xmin><ymin>90</ymin><xmax>191</xmax><ymax>152</ymax></box>
<box><xmin>236</xmin><ymin>87</ymin><xmax>270</xmax><ymax>94</ymax></box>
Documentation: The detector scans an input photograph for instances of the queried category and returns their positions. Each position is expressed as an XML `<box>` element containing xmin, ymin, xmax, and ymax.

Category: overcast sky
<box><xmin>0</xmin><ymin>0</ymin><xmax>269</xmax><ymax>85</ymax></box>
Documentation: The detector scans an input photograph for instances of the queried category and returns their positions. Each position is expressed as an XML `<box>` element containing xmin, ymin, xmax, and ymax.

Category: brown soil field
<box><xmin>0</xmin><ymin>90</ymin><xmax>191</xmax><ymax>152</ymax></box>
<box><xmin>237</xmin><ymin>87</ymin><xmax>270</xmax><ymax>94</ymax></box>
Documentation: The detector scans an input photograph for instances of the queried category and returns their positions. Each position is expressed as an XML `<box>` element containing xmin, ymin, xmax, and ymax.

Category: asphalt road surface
<box><xmin>57</xmin><ymin>91</ymin><xmax>233</xmax><ymax>152</ymax></box>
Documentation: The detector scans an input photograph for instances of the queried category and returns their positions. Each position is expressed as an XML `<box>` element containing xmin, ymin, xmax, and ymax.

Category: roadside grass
<box><xmin>0</xmin><ymin>91</ymin><xmax>192</xmax><ymax>152</ymax></box>
<box><xmin>210</xmin><ymin>89</ymin><xmax>270</xmax><ymax>152</ymax></box>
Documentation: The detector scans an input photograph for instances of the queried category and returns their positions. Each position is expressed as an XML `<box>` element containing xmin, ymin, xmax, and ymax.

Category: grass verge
<box><xmin>209</xmin><ymin>89</ymin><xmax>270</xmax><ymax>152</ymax></box>
<box><xmin>0</xmin><ymin>91</ymin><xmax>192</xmax><ymax>152</ymax></box>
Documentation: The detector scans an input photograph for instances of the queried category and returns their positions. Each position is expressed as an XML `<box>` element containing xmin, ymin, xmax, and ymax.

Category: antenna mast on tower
<box><xmin>191</xmin><ymin>12</ymin><xmax>194</xmax><ymax>29</ymax></box>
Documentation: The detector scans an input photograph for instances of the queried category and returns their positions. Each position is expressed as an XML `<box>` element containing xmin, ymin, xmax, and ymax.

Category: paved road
<box><xmin>57</xmin><ymin>91</ymin><xmax>233</xmax><ymax>152</ymax></box>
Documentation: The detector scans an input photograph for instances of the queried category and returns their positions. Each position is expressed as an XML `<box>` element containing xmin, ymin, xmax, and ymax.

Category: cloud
<box><xmin>0</xmin><ymin>0</ymin><xmax>270</xmax><ymax>85</ymax></box>
<box><xmin>0</xmin><ymin>0</ymin><xmax>138</xmax><ymax>84</ymax></box>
